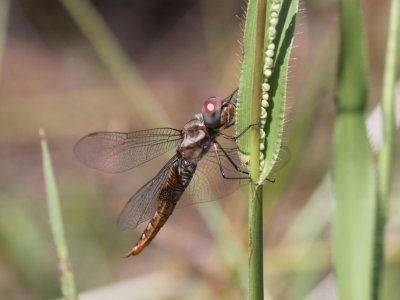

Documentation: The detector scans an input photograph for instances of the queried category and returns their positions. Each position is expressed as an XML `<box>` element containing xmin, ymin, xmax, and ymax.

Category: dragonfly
<box><xmin>74</xmin><ymin>89</ymin><xmax>252</xmax><ymax>256</ymax></box>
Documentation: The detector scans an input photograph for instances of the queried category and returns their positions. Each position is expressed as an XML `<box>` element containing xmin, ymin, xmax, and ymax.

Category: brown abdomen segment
<box><xmin>126</xmin><ymin>160</ymin><xmax>195</xmax><ymax>256</ymax></box>
<box><xmin>125</xmin><ymin>199</ymin><xmax>178</xmax><ymax>256</ymax></box>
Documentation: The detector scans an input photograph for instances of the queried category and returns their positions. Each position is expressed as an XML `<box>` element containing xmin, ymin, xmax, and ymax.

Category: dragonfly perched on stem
<box><xmin>75</xmin><ymin>89</ymin><xmax>253</xmax><ymax>256</ymax></box>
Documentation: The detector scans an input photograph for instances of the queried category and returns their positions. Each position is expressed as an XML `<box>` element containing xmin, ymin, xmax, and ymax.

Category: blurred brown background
<box><xmin>0</xmin><ymin>0</ymin><xmax>397</xmax><ymax>299</ymax></box>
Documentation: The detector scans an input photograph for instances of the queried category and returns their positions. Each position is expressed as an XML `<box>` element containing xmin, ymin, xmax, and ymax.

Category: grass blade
<box><xmin>333</xmin><ymin>116</ymin><xmax>375</xmax><ymax>300</ymax></box>
<box><xmin>376</xmin><ymin>0</ymin><xmax>400</xmax><ymax>297</ymax></box>
<box><xmin>40</xmin><ymin>129</ymin><xmax>78</xmax><ymax>300</ymax></box>
<box><xmin>333</xmin><ymin>0</ymin><xmax>376</xmax><ymax>299</ymax></box>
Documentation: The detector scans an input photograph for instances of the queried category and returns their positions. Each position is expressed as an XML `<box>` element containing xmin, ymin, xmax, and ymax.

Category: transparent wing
<box><xmin>178</xmin><ymin>146</ymin><xmax>248</xmax><ymax>207</ymax></box>
<box><xmin>117</xmin><ymin>155</ymin><xmax>179</xmax><ymax>230</ymax></box>
<box><xmin>74</xmin><ymin>128</ymin><xmax>182</xmax><ymax>173</ymax></box>
<box><xmin>268</xmin><ymin>145</ymin><xmax>291</xmax><ymax>177</ymax></box>
<box><xmin>116</xmin><ymin>145</ymin><xmax>289</xmax><ymax>228</ymax></box>
<box><xmin>177</xmin><ymin>145</ymin><xmax>290</xmax><ymax>206</ymax></box>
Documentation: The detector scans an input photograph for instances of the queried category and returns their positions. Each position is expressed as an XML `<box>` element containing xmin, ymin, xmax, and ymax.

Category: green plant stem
<box><xmin>379</xmin><ymin>0</ymin><xmax>399</xmax><ymax>213</ymax></box>
<box><xmin>40</xmin><ymin>129</ymin><xmax>78</xmax><ymax>300</ymax></box>
<box><xmin>249</xmin><ymin>0</ymin><xmax>266</xmax><ymax>182</ymax></box>
<box><xmin>375</xmin><ymin>0</ymin><xmax>400</xmax><ymax>297</ymax></box>
<box><xmin>333</xmin><ymin>0</ymin><xmax>375</xmax><ymax>299</ymax></box>
<box><xmin>248</xmin><ymin>185</ymin><xmax>264</xmax><ymax>299</ymax></box>
<box><xmin>247</xmin><ymin>0</ymin><xmax>266</xmax><ymax>298</ymax></box>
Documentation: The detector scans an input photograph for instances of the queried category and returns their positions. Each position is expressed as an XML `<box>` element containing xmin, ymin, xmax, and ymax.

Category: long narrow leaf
<box><xmin>333</xmin><ymin>0</ymin><xmax>375</xmax><ymax>299</ymax></box>
<box><xmin>376</xmin><ymin>0</ymin><xmax>400</xmax><ymax>297</ymax></box>
<box><xmin>40</xmin><ymin>129</ymin><xmax>78</xmax><ymax>300</ymax></box>
<box><xmin>237</xmin><ymin>0</ymin><xmax>298</xmax><ymax>183</ymax></box>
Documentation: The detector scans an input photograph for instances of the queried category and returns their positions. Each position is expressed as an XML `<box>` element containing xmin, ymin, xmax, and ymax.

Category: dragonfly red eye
<box><xmin>202</xmin><ymin>96</ymin><xmax>223</xmax><ymax>129</ymax></box>
<box><xmin>206</xmin><ymin>102</ymin><xmax>215</xmax><ymax>112</ymax></box>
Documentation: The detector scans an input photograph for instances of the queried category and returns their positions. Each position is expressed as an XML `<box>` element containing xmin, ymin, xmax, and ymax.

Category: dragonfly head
<box><xmin>202</xmin><ymin>96</ymin><xmax>224</xmax><ymax>129</ymax></box>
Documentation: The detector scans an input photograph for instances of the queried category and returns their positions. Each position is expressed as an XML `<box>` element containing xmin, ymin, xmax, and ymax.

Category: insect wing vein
<box><xmin>117</xmin><ymin>155</ymin><xmax>179</xmax><ymax>229</ymax></box>
<box><xmin>74</xmin><ymin>128</ymin><xmax>181</xmax><ymax>173</ymax></box>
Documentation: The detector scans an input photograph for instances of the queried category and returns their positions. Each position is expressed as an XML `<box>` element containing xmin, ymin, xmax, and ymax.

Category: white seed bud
<box><xmin>261</xmin><ymin>99</ymin><xmax>269</xmax><ymax>107</ymax></box>
<box><xmin>266</xmin><ymin>49</ymin><xmax>274</xmax><ymax>58</ymax></box>
<box><xmin>272</xmin><ymin>4</ymin><xmax>280</xmax><ymax>12</ymax></box>
<box><xmin>265</xmin><ymin>57</ymin><xmax>274</xmax><ymax>67</ymax></box>
<box><xmin>260</xmin><ymin>107</ymin><xmax>267</xmax><ymax>119</ymax></box>
<box><xmin>269</xmin><ymin>27</ymin><xmax>277</xmax><ymax>37</ymax></box>
<box><xmin>264</xmin><ymin>68</ymin><xmax>272</xmax><ymax>77</ymax></box>
<box><xmin>262</xmin><ymin>83</ymin><xmax>270</xmax><ymax>92</ymax></box>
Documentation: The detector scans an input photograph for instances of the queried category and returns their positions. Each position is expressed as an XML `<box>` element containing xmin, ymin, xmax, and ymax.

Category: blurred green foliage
<box><xmin>0</xmin><ymin>0</ymin><xmax>399</xmax><ymax>299</ymax></box>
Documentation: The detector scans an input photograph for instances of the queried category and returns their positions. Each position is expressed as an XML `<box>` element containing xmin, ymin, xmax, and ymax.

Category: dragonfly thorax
<box><xmin>179</xmin><ymin>114</ymin><xmax>214</xmax><ymax>163</ymax></box>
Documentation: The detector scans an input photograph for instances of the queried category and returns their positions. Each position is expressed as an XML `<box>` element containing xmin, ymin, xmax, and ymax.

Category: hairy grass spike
<box><xmin>258</xmin><ymin>0</ymin><xmax>282</xmax><ymax>173</ymax></box>
<box><xmin>236</xmin><ymin>0</ymin><xmax>298</xmax><ymax>180</ymax></box>
<box><xmin>259</xmin><ymin>0</ymin><xmax>298</xmax><ymax>183</ymax></box>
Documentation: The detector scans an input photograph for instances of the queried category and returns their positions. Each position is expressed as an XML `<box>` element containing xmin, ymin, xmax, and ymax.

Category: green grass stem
<box><xmin>40</xmin><ymin>129</ymin><xmax>78</xmax><ymax>300</ymax></box>
<box><xmin>333</xmin><ymin>0</ymin><xmax>376</xmax><ymax>299</ymax></box>
<box><xmin>238</xmin><ymin>0</ymin><xmax>266</xmax><ymax>297</ymax></box>
<box><xmin>248</xmin><ymin>185</ymin><xmax>264</xmax><ymax>299</ymax></box>
<box><xmin>375</xmin><ymin>0</ymin><xmax>400</xmax><ymax>297</ymax></box>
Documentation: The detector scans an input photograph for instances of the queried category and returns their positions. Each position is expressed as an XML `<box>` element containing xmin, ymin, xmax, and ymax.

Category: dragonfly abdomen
<box><xmin>125</xmin><ymin>200</ymin><xmax>176</xmax><ymax>256</ymax></box>
<box><xmin>126</xmin><ymin>159</ymin><xmax>196</xmax><ymax>256</ymax></box>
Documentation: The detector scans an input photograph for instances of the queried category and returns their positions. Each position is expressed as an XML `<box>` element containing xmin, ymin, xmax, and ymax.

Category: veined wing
<box><xmin>117</xmin><ymin>147</ymin><xmax>246</xmax><ymax>229</ymax></box>
<box><xmin>74</xmin><ymin>128</ymin><xmax>182</xmax><ymax>173</ymax></box>
<box><xmin>117</xmin><ymin>155</ymin><xmax>179</xmax><ymax>230</ymax></box>
<box><xmin>270</xmin><ymin>145</ymin><xmax>291</xmax><ymax>175</ymax></box>
<box><xmin>178</xmin><ymin>145</ymin><xmax>290</xmax><ymax>206</ymax></box>
<box><xmin>178</xmin><ymin>146</ymin><xmax>248</xmax><ymax>207</ymax></box>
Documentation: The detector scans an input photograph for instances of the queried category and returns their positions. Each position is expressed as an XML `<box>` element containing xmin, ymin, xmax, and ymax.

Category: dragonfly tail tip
<box><xmin>125</xmin><ymin>247</ymin><xmax>141</xmax><ymax>257</ymax></box>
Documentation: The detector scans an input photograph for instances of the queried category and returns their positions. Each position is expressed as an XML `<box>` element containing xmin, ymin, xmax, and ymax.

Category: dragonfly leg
<box><xmin>226</xmin><ymin>88</ymin><xmax>239</xmax><ymax>125</ymax></box>
<box><xmin>220</xmin><ymin>123</ymin><xmax>260</xmax><ymax>141</ymax></box>
<box><xmin>213</xmin><ymin>143</ymin><xmax>250</xmax><ymax>180</ymax></box>
<box><xmin>263</xmin><ymin>177</ymin><xmax>275</xmax><ymax>183</ymax></box>
<box><xmin>214</xmin><ymin>142</ymin><xmax>276</xmax><ymax>184</ymax></box>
